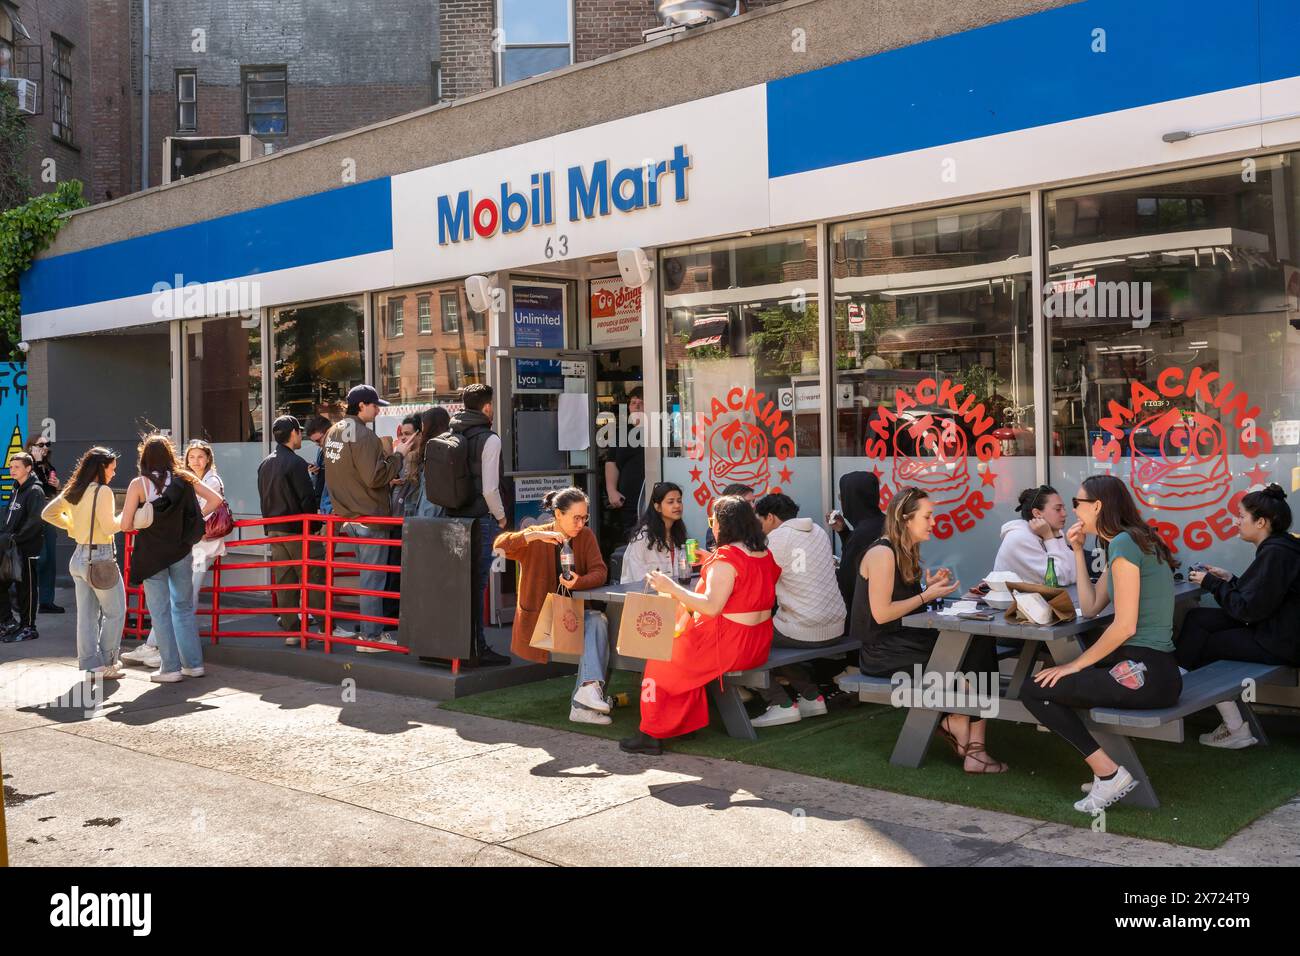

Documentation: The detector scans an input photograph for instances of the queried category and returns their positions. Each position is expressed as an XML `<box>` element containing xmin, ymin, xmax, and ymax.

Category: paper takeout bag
<box><xmin>616</xmin><ymin>590</ymin><xmax>677</xmax><ymax>662</ymax></box>
<box><xmin>1003</xmin><ymin>581</ymin><xmax>1076</xmax><ymax>625</ymax></box>
<box><xmin>529</xmin><ymin>591</ymin><xmax>586</xmax><ymax>654</ymax></box>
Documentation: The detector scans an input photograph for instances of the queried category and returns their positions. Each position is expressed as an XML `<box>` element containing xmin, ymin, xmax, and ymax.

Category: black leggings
<box><xmin>1175</xmin><ymin>607</ymin><xmax>1293</xmax><ymax>670</ymax></box>
<box><xmin>1020</xmin><ymin>644</ymin><xmax>1181</xmax><ymax>758</ymax></box>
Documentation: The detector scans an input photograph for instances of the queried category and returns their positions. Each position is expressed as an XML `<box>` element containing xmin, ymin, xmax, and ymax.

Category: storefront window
<box><xmin>182</xmin><ymin>315</ymin><xmax>263</xmax><ymax>514</ymax></box>
<box><xmin>272</xmin><ymin>297</ymin><xmax>365</xmax><ymax>424</ymax></box>
<box><xmin>375</xmin><ymin>282</ymin><xmax>486</xmax><ymax>408</ymax></box>
<box><xmin>1048</xmin><ymin>154</ymin><xmax>1300</xmax><ymax>570</ymax></box>
<box><xmin>661</xmin><ymin>228</ymin><xmax>820</xmax><ymax>538</ymax></box>
<box><xmin>830</xmin><ymin>196</ymin><xmax>1035</xmax><ymax>585</ymax></box>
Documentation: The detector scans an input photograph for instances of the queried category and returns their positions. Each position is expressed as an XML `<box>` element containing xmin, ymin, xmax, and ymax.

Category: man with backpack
<box><xmin>424</xmin><ymin>383</ymin><xmax>510</xmax><ymax>666</ymax></box>
<box><xmin>323</xmin><ymin>385</ymin><xmax>414</xmax><ymax>653</ymax></box>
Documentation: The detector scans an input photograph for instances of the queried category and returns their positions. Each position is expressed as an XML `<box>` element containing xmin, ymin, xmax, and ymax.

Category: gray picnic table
<box><xmin>841</xmin><ymin>581</ymin><xmax>1204</xmax><ymax>808</ymax></box>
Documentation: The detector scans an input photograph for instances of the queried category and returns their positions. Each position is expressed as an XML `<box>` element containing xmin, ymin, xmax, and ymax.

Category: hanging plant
<box><xmin>0</xmin><ymin>179</ymin><xmax>88</xmax><ymax>357</ymax></box>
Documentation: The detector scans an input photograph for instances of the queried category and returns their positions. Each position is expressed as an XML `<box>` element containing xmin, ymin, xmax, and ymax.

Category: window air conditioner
<box><xmin>1</xmin><ymin>78</ymin><xmax>38</xmax><ymax>115</ymax></box>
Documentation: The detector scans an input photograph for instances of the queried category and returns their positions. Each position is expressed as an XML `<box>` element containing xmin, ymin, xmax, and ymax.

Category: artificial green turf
<box><xmin>442</xmin><ymin>671</ymin><xmax>1300</xmax><ymax>849</ymax></box>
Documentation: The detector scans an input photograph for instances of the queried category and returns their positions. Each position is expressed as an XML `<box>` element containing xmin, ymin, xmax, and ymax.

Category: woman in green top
<box><xmin>1021</xmin><ymin>474</ymin><xmax>1181</xmax><ymax>815</ymax></box>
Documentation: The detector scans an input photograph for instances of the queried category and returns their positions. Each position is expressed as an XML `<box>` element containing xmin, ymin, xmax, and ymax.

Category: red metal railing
<box><xmin>122</xmin><ymin>513</ymin><xmax>420</xmax><ymax>659</ymax></box>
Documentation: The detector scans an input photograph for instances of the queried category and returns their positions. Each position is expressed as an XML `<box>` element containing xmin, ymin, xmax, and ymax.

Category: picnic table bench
<box><xmin>833</xmin><ymin>581</ymin><xmax>1286</xmax><ymax>808</ymax></box>
<box><xmin>567</xmin><ymin>580</ymin><xmax>859</xmax><ymax>741</ymax></box>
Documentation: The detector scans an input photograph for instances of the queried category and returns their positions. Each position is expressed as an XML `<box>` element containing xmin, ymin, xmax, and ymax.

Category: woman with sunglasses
<box><xmin>992</xmin><ymin>484</ymin><xmax>1076</xmax><ymax>586</ymax></box>
<box><xmin>1022</xmin><ymin>474</ymin><xmax>1180</xmax><ymax>814</ymax></box>
<box><xmin>26</xmin><ymin>436</ymin><xmax>64</xmax><ymax>614</ymax></box>
<box><xmin>493</xmin><ymin>488</ymin><xmax>612</xmax><ymax>724</ymax></box>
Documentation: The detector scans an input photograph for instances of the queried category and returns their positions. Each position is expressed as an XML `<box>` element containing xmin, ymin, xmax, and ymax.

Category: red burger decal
<box><xmin>560</xmin><ymin>608</ymin><xmax>581</xmax><ymax>634</ymax></box>
<box><xmin>1091</xmin><ymin>366</ymin><xmax>1271</xmax><ymax>553</ymax></box>
<box><xmin>686</xmin><ymin>387</ymin><xmax>796</xmax><ymax>511</ymax></box>
<box><xmin>635</xmin><ymin>610</ymin><xmax>663</xmax><ymax>638</ymax></box>
<box><xmin>865</xmin><ymin>378</ymin><xmax>998</xmax><ymax>539</ymax></box>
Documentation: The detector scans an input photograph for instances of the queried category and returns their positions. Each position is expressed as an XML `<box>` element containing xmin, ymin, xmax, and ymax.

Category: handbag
<box><xmin>204</xmin><ymin>499</ymin><xmax>234</xmax><ymax>540</ymax></box>
<box><xmin>528</xmin><ymin>587</ymin><xmax>587</xmax><ymax>655</ymax></box>
<box><xmin>86</xmin><ymin>484</ymin><xmax>122</xmax><ymax>591</ymax></box>
<box><xmin>616</xmin><ymin>582</ymin><xmax>677</xmax><ymax>662</ymax></box>
<box><xmin>133</xmin><ymin>499</ymin><xmax>154</xmax><ymax>529</ymax></box>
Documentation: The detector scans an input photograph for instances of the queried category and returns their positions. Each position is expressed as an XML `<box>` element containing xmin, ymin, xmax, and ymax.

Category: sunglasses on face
<box><xmin>1072</xmin><ymin>497</ymin><xmax>1097</xmax><ymax>508</ymax></box>
<box><xmin>34</xmin><ymin>442</ymin><xmax>49</xmax><ymax>448</ymax></box>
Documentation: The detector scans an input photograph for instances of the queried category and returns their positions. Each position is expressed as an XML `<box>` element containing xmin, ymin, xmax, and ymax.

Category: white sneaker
<box><xmin>796</xmin><ymin>695</ymin><xmax>828</xmax><ymax>718</ymax></box>
<box><xmin>1073</xmin><ymin>767</ymin><xmax>1138</xmax><ymax>814</ymax></box>
<box><xmin>1199</xmin><ymin>722</ymin><xmax>1258</xmax><ymax>749</ymax></box>
<box><xmin>568</xmin><ymin>705</ymin><xmax>612</xmax><ymax>726</ymax></box>
<box><xmin>751</xmin><ymin>703</ymin><xmax>802</xmax><ymax>728</ymax></box>
<box><xmin>573</xmin><ymin>682</ymin><xmax>611</xmax><ymax>714</ymax></box>
<box><xmin>285</xmin><ymin>636</ymin><xmax>300</xmax><ymax>645</ymax></box>
<box><xmin>332</xmin><ymin>625</ymin><xmax>356</xmax><ymax>638</ymax></box>
<box><xmin>181</xmin><ymin>666</ymin><xmax>205</xmax><ymax>678</ymax></box>
<box><xmin>150</xmin><ymin>670</ymin><xmax>183</xmax><ymax>683</ymax></box>
<box><xmin>355</xmin><ymin>632</ymin><xmax>398</xmax><ymax>653</ymax></box>
<box><xmin>122</xmin><ymin>644</ymin><xmax>160</xmax><ymax>666</ymax></box>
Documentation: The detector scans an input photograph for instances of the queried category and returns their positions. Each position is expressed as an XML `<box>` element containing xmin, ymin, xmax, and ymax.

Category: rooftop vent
<box><xmin>656</xmin><ymin>1</ymin><xmax>737</xmax><ymax>26</ymax></box>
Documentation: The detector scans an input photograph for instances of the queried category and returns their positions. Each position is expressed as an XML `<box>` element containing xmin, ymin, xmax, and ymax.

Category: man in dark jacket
<box><xmin>446</xmin><ymin>383</ymin><xmax>509</xmax><ymax>666</ymax></box>
<box><xmin>0</xmin><ymin>453</ymin><xmax>48</xmax><ymax>642</ymax></box>
<box><xmin>258</xmin><ymin>415</ymin><xmax>330</xmax><ymax>641</ymax></box>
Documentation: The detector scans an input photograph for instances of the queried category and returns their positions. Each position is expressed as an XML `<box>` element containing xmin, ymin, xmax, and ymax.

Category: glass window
<box><xmin>661</xmin><ymin>228</ymin><xmax>820</xmax><ymax>537</ymax></box>
<box><xmin>374</xmin><ymin>283</ymin><xmax>486</xmax><ymax>406</ymax></box>
<box><xmin>51</xmin><ymin>35</ymin><xmax>72</xmax><ymax>144</ymax></box>
<box><xmin>497</xmin><ymin>0</ymin><xmax>571</xmax><ymax>85</ymax></box>
<box><xmin>441</xmin><ymin>291</ymin><xmax>459</xmax><ymax>332</ymax></box>
<box><xmin>384</xmin><ymin>354</ymin><xmax>403</xmax><ymax>397</ymax></box>
<box><xmin>182</xmin><ymin>315</ymin><xmax>263</xmax><ymax>515</ymax></box>
<box><xmin>831</xmin><ymin>196</ymin><xmax>1034</xmax><ymax>587</ymax></box>
<box><xmin>243</xmin><ymin>66</ymin><xmax>287</xmax><ymax>136</ymax></box>
<box><xmin>272</xmin><ymin>297</ymin><xmax>365</xmax><ymax>424</ymax></box>
<box><xmin>0</xmin><ymin>18</ymin><xmax>12</xmax><ymax>79</ymax></box>
<box><xmin>1048</xmin><ymin>154</ymin><xmax>1300</xmax><ymax>570</ymax></box>
<box><xmin>177</xmin><ymin>70</ymin><xmax>197</xmax><ymax>131</ymax></box>
<box><xmin>388</xmin><ymin>296</ymin><xmax>404</xmax><ymax>337</ymax></box>
<box><xmin>419</xmin><ymin>352</ymin><xmax>436</xmax><ymax>392</ymax></box>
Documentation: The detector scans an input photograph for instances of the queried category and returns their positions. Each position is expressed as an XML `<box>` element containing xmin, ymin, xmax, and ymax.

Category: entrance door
<box><xmin>494</xmin><ymin>346</ymin><xmax>598</xmax><ymax>526</ymax></box>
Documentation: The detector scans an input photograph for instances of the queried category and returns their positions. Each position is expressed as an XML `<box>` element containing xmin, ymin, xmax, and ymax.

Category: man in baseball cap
<box><xmin>323</xmin><ymin>385</ymin><xmax>413</xmax><ymax>653</ymax></box>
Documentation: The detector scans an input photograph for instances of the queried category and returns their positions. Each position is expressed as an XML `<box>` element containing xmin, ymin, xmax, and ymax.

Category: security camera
<box><xmin>16</xmin><ymin>341</ymin><xmax>29</xmax><ymax>353</ymax></box>
<box><xmin>618</xmin><ymin>247</ymin><xmax>654</xmax><ymax>289</ymax></box>
<box><xmin>465</xmin><ymin>275</ymin><xmax>495</xmax><ymax>313</ymax></box>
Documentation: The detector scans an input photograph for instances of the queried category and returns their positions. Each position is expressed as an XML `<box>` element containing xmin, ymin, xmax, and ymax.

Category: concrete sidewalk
<box><xmin>3</xmin><ymin>588</ymin><xmax>1297</xmax><ymax>867</ymax></box>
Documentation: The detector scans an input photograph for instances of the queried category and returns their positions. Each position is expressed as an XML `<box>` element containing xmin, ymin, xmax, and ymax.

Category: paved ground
<box><xmin>3</xmin><ymin>588</ymin><xmax>1298</xmax><ymax>867</ymax></box>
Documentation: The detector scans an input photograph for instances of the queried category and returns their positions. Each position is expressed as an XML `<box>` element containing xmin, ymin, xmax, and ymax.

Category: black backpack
<box><xmin>424</xmin><ymin>428</ymin><xmax>479</xmax><ymax>509</ymax></box>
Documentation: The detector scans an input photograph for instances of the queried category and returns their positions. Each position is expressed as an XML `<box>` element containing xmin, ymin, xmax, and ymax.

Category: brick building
<box><xmin>7</xmin><ymin>2</ymin><xmax>779</xmax><ymax>205</ymax></box>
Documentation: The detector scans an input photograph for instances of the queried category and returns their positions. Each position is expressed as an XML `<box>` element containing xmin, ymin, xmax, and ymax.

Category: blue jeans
<box><xmin>37</xmin><ymin>523</ymin><xmax>57</xmax><ymax>605</ymax></box>
<box><xmin>471</xmin><ymin>513</ymin><xmax>498</xmax><ymax>650</ymax></box>
<box><xmin>142</xmin><ymin>554</ymin><xmax>203</xmax><ymax>673</ymax></box>
<box><xmin>343</xmin><ymin>522</ymin><xmax>390</xmax><ymax>638</ymax></box>
<box><xmin>69</xmin><ymin>544</ymin><xmax>126</xmax><ymax>671</ymax></box>
<box><xmin>573</xmin><ymin>610</ymin><xmax>610</xmax><ymax>702</ymax></box>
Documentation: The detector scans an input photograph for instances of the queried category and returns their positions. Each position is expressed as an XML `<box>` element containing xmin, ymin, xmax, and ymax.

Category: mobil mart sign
<box><xmin>389</xmin><ymin>87</ymin><xmax>770</xmax><ymax>286</ymax></box>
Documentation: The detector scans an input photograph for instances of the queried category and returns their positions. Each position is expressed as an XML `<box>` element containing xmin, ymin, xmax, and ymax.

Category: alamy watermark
<box><xmin>1044</xmin><ymin>274</ymin><xmax>1152</xmax><ymax>329</ymax></box>
<box><xmin>151</xmin><ymin>273</ymin><xmax>262</xmax><ymax>319</ymax></box>
<box><xmin>889</xmin><ymin>665</ymin><xmax>1000</xmax><ymax>719</ymax></box>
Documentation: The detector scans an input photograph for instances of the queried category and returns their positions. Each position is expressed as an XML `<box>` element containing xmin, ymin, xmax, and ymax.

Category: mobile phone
<box><xmin>828</xmin><ymin>509</ymin><xmax>844</xmax><ymax>525</ymax></box>
<box><xmin>958</xmin><ymin>611</ymin><xmax>995</xmax><ymax>621</ymax></box>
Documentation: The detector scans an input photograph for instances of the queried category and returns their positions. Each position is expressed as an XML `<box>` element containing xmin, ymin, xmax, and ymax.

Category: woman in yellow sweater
<box><xmin>41</xmin><ymin>447</ymin><xmax>126</xmax><ymax>678</ymax></box>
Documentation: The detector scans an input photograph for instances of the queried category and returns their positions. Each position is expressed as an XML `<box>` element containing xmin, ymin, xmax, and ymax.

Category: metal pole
<box><xmin>141</xmin><ymin>0</ymin><xmax>151</xmax><ymax>190</ymax></box>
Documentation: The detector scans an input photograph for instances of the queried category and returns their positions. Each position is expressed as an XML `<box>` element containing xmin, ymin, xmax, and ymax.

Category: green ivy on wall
<box><xmin>0</xmin><ymin>179</ymin><xmax>88</xmax><ymax>358</ymax></box>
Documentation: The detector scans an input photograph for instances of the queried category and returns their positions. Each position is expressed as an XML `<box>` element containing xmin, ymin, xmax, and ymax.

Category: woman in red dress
<box><xmin>621</xmin><ymin>495</ymin><xmax>780</xmax><ymax>755</ymax></box>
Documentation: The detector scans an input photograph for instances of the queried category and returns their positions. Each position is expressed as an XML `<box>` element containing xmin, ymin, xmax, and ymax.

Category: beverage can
<box><xmin>685</xmin><ymin>538</ymin><xmax>698</xmax><ymax>565</ymax></box>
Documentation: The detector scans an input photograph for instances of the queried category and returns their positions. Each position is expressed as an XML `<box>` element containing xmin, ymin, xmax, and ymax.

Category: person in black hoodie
<box><xmin>27</xmin><ymin>435</ymin><xmax>64</xmax><ymax>613</ymax></box>
<box><xmin>0</xmin><ymin>453</ymin><xmax>48</xmax><ymax>642</ymax></box>
<box><xmin>1178</xmin><ymin>483</ymin><xmax>1300</xmax><ymax>749</ymax></box>
<box><xmin>829</xmin><ymin>471</ymin><xmax>885</xmax><ymax>613</ymax></box>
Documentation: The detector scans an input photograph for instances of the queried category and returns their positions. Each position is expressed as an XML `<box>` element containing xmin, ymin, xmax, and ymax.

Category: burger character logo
<box><xmin>686</xmin><ymin>387</ymin><xmax>796</xmax><ymax>512</ymax></box>
<box><xmin>1092</xmin><ymin>365</ymin><xmax>1272</xmax><ymax>553</ymax></box>
<box><xmin>560</xmin><ymin>608</ymin><xmax>581</xmax><ymax>634</ymax></box>
<box><xmin>864</xmin><ymin>378</ymin><xmax>999</xmax><ymax>539</ymax></box>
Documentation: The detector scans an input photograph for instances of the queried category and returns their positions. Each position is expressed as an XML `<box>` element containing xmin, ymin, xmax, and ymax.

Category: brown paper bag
<box><xmin>529</xmin><ymin>592</ymin><xmax>587</xmax><ymax>654</ymax></box>
<box><xmin>1003</xmin><ymin>581</ymin><xmax>1076</xmax><ymax>624</ymax></box>
<box><xmin>617</xmin><ymin>590</ymin><xmax>677</xmax><ymax>662</ymax></box>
